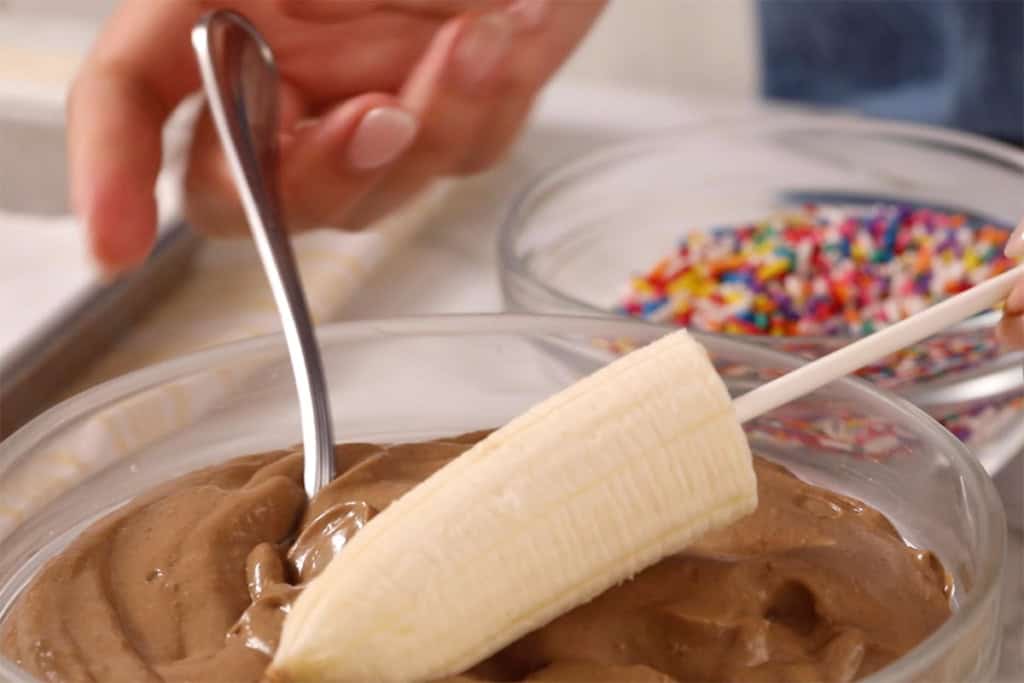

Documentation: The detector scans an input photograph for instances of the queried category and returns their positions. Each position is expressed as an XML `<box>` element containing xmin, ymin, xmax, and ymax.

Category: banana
<box><xmin>271</xmin><ymin>330</ymin><xmax>756</xmax><ymax>683</ymax></box>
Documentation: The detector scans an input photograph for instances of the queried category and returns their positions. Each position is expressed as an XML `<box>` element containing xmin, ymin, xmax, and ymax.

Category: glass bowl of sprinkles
<box><xmin>499</xmin><ymin>112</ymin><xmax>1024</xmax><ymax>470</ymax></box>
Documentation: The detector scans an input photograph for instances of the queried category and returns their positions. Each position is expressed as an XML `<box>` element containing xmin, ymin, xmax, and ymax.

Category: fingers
<box><xmin>185</xmin><ymin>90</ymin><xmax>419</xmax><ymax>235</ymax></box>
<box><xmin>997</xmin><ymin>316</ymin><xmax>1024</xmax><ymax>349</ymax></box>
<box><xmin>270</xmin><ymin>12</ymin><xmax>442</xmax><ymax>104</ymax></box>
<box><xmin>68</xmin><ymin>0</ymin><xmax>202</xmax><ymax>273</ymax></box>
<box><xmin>452</xmin><ymin>0</ymin><xmax>606</xmax><ymax>172</ymax></box>
<box><xmin>70</xmin><ymin>0</ymin><xmax>440</xmax><ymax>271</ymax></box>
<box><xmin>997</xmin><ymin>274</ymin><xmax>1024</xmax><ymax>348</ymax></box>
<box><xmin>342</xmin><ymin>1</ymin><xmax>606</xmax><ymax>228</ymax></box>
<box><xmin>1005</xmin><ymin>217</ymin><xmax>1024</xmax><ymax>258</ymax></box>
<box><xmin>184</xmin><ymin>81</ymin><xmax>309</xmax><ymax>236</ymax></box>
<box><xmin>403</xmin><ymin>0</ymin><xmax>604</xmax><ymax>174</ymax></box>
<box><xmin>273</xmin><ymin>0</ymin><xmax>508</xmax><ymax>21</ymax></box>
<box><xmin>68</xmin><ymin>70</ymin><xmax>166</xmax><ymax>271</ymax></box>
<box><xmin>282</xmin><ymin>97</ymin><xmax>418</xmax><ymax>230</ymax></box>
<box><xmin>186</xmin><ymin>0</ymin><xmax>604</xmax><ymax>235</ymax></box>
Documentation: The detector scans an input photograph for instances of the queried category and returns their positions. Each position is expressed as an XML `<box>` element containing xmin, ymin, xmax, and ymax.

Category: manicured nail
<box><xmin>455</xmin><ymin>13</ymin><xmax>513</xmax><ymax>89</ymax></box>
<box><xmin>347</xmin><ymin>107</ymin><xmax>418</xmax><ymax>170</ymax></box>
<box><xmin>507</xmin><ymin>0</ymin><xmax>548</xmax><ymax>30</ymax></box>
<box><xmin>1005</xmin><ymin>218</ymin><xmax>1024</xmax><ymax>258</ymax></box>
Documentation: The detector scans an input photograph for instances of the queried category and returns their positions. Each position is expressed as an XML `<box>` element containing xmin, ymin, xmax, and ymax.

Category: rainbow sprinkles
<box><xmin>617</xmin><ymin>203</ymin><xmax>1016</xmax><ymax>337</ymax></box>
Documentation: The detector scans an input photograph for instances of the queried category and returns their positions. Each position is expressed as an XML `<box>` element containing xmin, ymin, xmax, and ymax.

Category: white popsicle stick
<box><xmin>733</xmin><ymin>263</ymin><xmax>1024</xmax><ymax>424</ymax></box>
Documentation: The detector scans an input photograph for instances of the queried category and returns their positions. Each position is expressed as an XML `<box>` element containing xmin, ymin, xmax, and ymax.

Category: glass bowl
<box><xmin>498</xmin><ymin>113</ymin><xmax>1024</xmax><ymax>435</ymax></box>
<box><xmin>0</xmin><ymin>315</ymin><xmax>1006</xmax><ymax>682</ymax></box>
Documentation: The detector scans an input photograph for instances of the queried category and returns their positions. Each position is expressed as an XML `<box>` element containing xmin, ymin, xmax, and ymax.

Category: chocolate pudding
<box><xmin>0</xmin><ymin>432</ymin><xmax>950</xmax><ymax>682</ymax></box>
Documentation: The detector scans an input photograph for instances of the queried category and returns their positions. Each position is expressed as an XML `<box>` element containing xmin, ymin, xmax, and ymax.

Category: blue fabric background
<box><xmin>758</xmin><ymin>0</ymin><xmax>1023</xmax><ymax>145</ymax></box>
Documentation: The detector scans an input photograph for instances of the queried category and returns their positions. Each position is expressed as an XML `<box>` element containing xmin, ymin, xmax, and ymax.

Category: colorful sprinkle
<box><xmin>936</xmin><ymin>394</ymin><xmax>1024</xmax><ymax>444</ymax></box>
<box><xmin>616</xmin><ymin>203</ymin><xmax>1017</xmax><ymax>385</ymax></box>
<box><xmin>618</xmin><ymin>204</ymin><xmax>1014</xmax><ymax>336</ymax></box>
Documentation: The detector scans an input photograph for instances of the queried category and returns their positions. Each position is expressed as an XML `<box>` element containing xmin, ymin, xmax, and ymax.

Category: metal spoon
<box><xmin>191</xmin><ymin>10</ymin><xmax>335</xmax><ymax>497</ymax></box>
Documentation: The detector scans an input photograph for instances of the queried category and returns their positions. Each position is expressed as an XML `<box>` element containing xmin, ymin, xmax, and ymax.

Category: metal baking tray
<box><xmin>0</xmin><ymin>224</ymin><xmax>200</xmax><ymax>438</ymax></box>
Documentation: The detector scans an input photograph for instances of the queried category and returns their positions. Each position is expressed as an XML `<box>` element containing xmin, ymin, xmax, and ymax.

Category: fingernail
<box><xmin>456</xmin><ymin>13</ymin><xmax>513</xmax><ymax>89</ymax></box>
<box><xmin>507</xmin><ymin>0</ymin><xmax>548</xmax><ymax>30</ymax></box>
<box><xmin>347</xmin><ymin>107</ymin><xmax>418</xmax><ymax>170</ymax></box>
<box><xmin>1005</xmin><ymin>218</ymin><xmax>1024</xmax><ymax>258</ymax></box>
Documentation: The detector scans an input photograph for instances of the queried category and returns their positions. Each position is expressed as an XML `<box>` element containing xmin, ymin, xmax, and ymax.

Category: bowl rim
<box><xmin>0</xmin><ymin>313</ymin><xmax>1007</xmax><ymax>683</ymax></box>
<box><xmin>497</xmin><ymin>111</ymin><xmax>1024</xmax><ymax>355</ymax></box>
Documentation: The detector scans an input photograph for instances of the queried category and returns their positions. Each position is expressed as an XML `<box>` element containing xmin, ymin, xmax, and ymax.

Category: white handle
<box><xmin>733</xmin><ymin>263</ymin><xmax>1024</xmax><ymax>423</ymax></box>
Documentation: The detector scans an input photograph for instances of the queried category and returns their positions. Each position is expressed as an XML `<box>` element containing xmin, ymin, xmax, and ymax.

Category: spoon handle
<box><xmin>192</xmin><ymin>11</ymin><xmax>335</xmax><ymax>496</ymax></box>
<box><xmin>734</xmin><ymin>263</ymin><xmax>1024</xmax><ymax>423</ymax></box>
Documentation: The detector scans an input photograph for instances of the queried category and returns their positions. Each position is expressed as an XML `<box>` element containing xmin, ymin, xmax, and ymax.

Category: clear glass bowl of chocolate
<box><xmin>0</xmin><ymin>315</ymin><xmax>1007</xmax><ymax>682</ymax></box>
<box><xmin>498</xmin><ymin>113</ymin><xmax>1024</xmax><ymax>473</ymax></box>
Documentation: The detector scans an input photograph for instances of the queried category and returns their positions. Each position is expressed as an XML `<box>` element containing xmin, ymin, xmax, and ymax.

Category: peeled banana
<box><xmin>271</xmin><ymin>330</ymin><xmax>757</xmax><ymax>683</ymax></box>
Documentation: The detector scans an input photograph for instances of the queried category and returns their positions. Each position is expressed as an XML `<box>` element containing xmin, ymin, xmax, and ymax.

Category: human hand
<box><xmin>997</xmin><ymin>219</ymin><xmax>1024</xmax><ymax>348</ymax></box>
<box><xmin>69</xmin><ymin>0</ymin><xmax>605</xmax><ymax>273</ymax></box>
